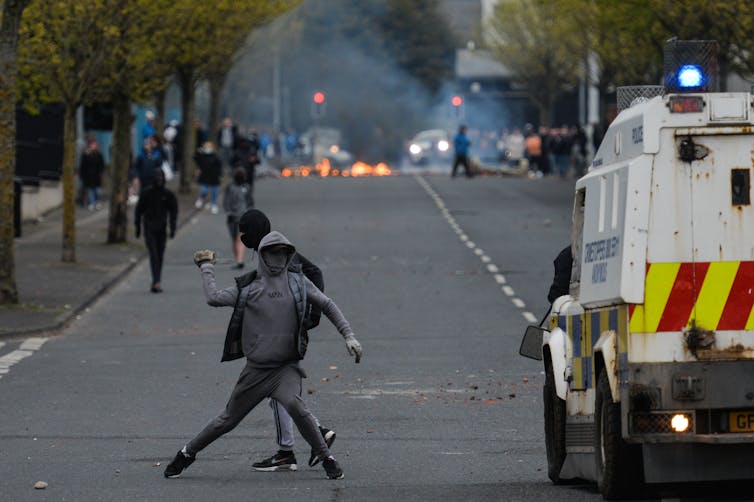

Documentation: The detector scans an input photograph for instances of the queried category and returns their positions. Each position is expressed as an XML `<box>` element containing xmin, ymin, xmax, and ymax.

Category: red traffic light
<box><xmin>313</xmin><ymin>92</ymin><xmax>326</xmax><ymax>104</ymax></box>
<box><xmin>451</xmin><ymin>95</ymin><xmax>463</xmax><ymax>107</ymax></box>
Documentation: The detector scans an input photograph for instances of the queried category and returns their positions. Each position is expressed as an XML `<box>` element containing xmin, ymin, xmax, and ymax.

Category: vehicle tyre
<box><xmin>594</xmin><ymin>369</ymin><xmax>642</xmax><ymax>500</ymax></box>
<box><xmin>544</xmin><ymin>360</ymin><xmax>566</xmax><ymax>483</ymax></box>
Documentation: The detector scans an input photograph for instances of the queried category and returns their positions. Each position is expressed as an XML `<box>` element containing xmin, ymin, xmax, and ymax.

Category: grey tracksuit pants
<box><xmin>185</xmin><ymin>362</ymin><xmax>329</xmax><ymax>460</ymax></box>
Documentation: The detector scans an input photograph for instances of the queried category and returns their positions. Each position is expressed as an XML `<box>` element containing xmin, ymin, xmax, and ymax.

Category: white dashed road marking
<box><xmin>415</xmin><ymin>176</ymin><xmax>537</xmax><ymax>324</ymax></box>
<box><xmin>523</xmin><ymin>312</ymin><xmax>539</xmax><ymax>323</ymax></box>
<box><xmin>0</xmin><ymin>337</ymin><xmax>48</xmax><ymax>381</ymax></box>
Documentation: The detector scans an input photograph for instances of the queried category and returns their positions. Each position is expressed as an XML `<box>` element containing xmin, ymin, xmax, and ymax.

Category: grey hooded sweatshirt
<box><xmin>199</xmin><ymin>231</ymin><xmax>353</xmax><ymax>368</ymax></box>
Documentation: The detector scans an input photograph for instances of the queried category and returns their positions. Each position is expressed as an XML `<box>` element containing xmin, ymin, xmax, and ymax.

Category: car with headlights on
<box><xmin>407</xmin><ymin>129</ymin><xmax>451</xmax><ymax>165</ymax></box>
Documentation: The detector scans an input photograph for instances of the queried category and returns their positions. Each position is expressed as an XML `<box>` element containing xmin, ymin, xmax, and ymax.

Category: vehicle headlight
<box><xmin>409</xmin><ymin>144</ymin><xmax>422</xmax><ymax>155</ymax></box>
<box><xmin>437</xmin><ymin>140</ymin><xmax>449</xmax><ymax>152</ymax></box>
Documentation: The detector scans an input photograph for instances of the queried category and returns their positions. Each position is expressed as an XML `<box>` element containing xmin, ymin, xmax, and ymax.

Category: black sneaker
<box><xmin>309</xmin><ymin>427</ymin><xmax>337</xmax><ymax>467</ymax></box>
<box><xmin>322</xmin><ymin>456</ymin><xmax>344</xmax><ymax>479</ymax></box>
<box><xmin>164</xmin><ymin>450</ymin><xmax>195</xmax><ymax>478</ymax></box>
<box><xmin>252</xmin><ymin>450</ymin><xmax>298</xmax><ymax>472</ymax></box>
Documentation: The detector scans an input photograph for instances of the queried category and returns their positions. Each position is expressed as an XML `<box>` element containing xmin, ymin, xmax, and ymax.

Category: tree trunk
<box><xmin>177</xmin><ymin>68</ymin><xmax>196</xmax><ymax>194</ymax></box>
<box><xmin>61</xmin><ymin>103</ymin><xmax>77</xmax><ymax>263</ymax></box>
<box><xmin>0</xmin><ymin>0</ymin><xmax>29</xmax><ymax>304</ymax></box>
<box><xmin>534</xmin><ymin>89</ymin><xmax>553</xmax><ymax>128</ymax></box>
<box><xmin>538</xmin><ymin>103</ymin><xmax>551</xmax><ymax>128</ymax></box>
<box><xmin>107</xmin><ymin>93</ymin><xmax>132</xmax><ymax>244</ymax></box>
<box><xmin>154</xmin><ymin>87</ymin><xmax>166</xmax><ymax>133</ymax></box>
<box><xmin>208</xmin><ymin>74</ymin><xmax>225</xmax><ymax>144</ymax></box>
<box><xmin>598</xmin><ymin>81</ymin><xmax>610</xmax><ymax>133</ymax></box>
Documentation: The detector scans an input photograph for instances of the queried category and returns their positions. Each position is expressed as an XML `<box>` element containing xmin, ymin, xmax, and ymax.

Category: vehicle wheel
<box><xmin>594</xmin><ymin>369</ymin><xmax>642</xmax><ymax>500</ymax></box>
<box><xmin>544</xmin><ymin>361</ymin><xmax>566</xmax><ymax>483</ymax></box>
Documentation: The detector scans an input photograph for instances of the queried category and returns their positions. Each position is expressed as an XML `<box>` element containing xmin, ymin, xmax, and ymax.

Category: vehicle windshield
<box><xmin>415</xmin><ymin>130</ymin><xmax>446</xmax><ymax>141</ymax></box>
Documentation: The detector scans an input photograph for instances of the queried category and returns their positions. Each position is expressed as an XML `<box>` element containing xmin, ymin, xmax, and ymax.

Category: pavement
<box><xmin>0</xmin><ymin>178</ymin><xmax>200</xmax><ymax>338</ymax></box>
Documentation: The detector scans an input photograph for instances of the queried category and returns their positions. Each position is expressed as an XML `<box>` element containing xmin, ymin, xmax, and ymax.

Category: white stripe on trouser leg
<box><xmin>272</xmin><ymin>399</ymin><xmax>295</xmax><ymax>450</ymax></box>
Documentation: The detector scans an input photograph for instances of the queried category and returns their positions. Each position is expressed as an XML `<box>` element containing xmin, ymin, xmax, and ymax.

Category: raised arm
<box><xmin>193</xmin><ymin>250</ymin><xmax>238</xmax><ymax>307</ymax></box>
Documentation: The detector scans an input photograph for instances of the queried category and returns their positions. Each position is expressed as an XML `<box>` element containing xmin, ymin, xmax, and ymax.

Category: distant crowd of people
<box><xmin>452</xmin><ymin>123</ymin><xmax>599</xmax><ymax>179</ymax></box>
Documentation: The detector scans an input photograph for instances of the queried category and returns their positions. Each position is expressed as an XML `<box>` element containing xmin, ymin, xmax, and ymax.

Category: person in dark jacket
<box><xmin>235</xmin><ymin>208</ymin><xmax>336</xmax><ymax>472</ymax></box>
<box><xmin>135</xmin><ymin>169</ymin><xmax>178</xmax><ymax>293</ymax></box>
<box><xmin>79</xmin><ymin>138</ymin><xmax>105</xmax><ymax>210</ymax></box>
<box><xmin>194</xmin><ymin>141</ymin><xmax>222</xmax><ymax>213</ymax></box>
<box><xmin>231</xmin><ymin>133</ymin><xmax>261</xmax><ymax>189</ymax></box>
<box><xmin>547</xmin><ymin>245</ymin><xmax>573</xmax><ymax>303</ymax></box>
<box><xmin>163</xmin><ymin>231</ymin><xmax>362</xmax><ymax>480</ymax></box>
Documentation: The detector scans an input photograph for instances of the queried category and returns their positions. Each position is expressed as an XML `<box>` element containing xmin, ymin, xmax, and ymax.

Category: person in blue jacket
<box><xmin>452</xmin><ymin>125</ymin><xmax>473</xmax><ymax>178</ymax></box>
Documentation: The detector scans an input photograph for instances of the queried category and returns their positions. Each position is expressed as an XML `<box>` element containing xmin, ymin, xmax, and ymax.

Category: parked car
<box><xmin>407</xmin><ymin>129</ymin><xmax>451</xmax><ymax>165</ymax></box>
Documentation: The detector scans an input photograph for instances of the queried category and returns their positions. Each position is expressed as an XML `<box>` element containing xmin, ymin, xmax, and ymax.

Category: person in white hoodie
<box><xmin>164</xmin><ymin>231</ymin><xmax>362</xmax><ymax>480</ymax></box>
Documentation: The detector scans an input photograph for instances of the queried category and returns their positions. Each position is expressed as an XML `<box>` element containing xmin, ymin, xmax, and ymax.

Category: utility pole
<box><xmin>272</xmin><ymin>47</ymin><xmax>281</xmax><ymax>133</ymax></box>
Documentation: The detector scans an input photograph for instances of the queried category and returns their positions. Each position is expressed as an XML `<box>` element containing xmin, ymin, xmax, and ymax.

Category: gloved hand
<box><xmin>193</xmin><ymin>249</ymin><xmax>216</xmax><ymax>267</ymax></box>
<box><xmin>134</xmin><ymin>226</ymin><xmax>140</xmax><ymax>238</ymax></box>
<box><xmin>344</xmin><ymin>334</ymin><xmax>362</xmax><ymax>363</ymax></box>
<box><xmin>170</xmin><ymin>229</ymin><xmax>176</xmax><ymax>239</ymax></box>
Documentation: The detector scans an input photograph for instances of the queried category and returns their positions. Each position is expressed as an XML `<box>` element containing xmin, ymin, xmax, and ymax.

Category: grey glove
<box><xmin>193</xmin><ymin>249</ymin><xmax>216</xmax><ymax>267</ymax></box>
<box><xmin>344</xmin><ymin>334</ymin><xmax>362</xmax><ymax>363</ymax></box>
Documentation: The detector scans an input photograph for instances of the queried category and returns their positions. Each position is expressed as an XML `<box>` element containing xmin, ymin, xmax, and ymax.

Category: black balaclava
<box><xmin>153</xmin><ymin>168</ymin><xmax>166</xmax><ymax>189</ymax></box>
<box><xmin>238</xmin><ymin>208</ymin><xmax>271</xmax><ymax>250</ymax></box>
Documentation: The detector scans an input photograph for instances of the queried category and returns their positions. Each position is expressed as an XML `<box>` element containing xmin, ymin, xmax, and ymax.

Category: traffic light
<box><xmin>312</xmin><ymin>91</ymin><xmax>326</xmax><ymax>119</ymax></box>
<box><xmin>451</xmin><ymin>95</ymin><xmax>464</xmax><ymax>119</ymax></box>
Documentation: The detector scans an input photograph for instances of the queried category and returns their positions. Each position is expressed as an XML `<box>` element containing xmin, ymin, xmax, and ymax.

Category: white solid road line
<box><xmin>415</xmin><ymin>175</ymin><xmax>534</xmax><ymax>325</ymax></box>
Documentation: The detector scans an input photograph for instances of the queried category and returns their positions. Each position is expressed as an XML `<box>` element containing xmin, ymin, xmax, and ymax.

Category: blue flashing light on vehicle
<box><xmin>677</xmin><ymin>64</ymin><xmax>703</xmax><ymax>88</ymax></box>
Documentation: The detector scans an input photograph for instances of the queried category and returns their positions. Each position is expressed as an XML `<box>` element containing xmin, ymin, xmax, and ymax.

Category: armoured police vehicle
<box><xmin>520</xmin><ymin>40</ymin><xmax>754</xmax><ymax>499</ymax></box>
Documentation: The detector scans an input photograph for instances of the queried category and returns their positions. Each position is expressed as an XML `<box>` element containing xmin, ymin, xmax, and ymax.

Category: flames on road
<box><xmin>281</xmin><ymin>158</ymin><xmax>392</xmax><ymax>178</ymax></box>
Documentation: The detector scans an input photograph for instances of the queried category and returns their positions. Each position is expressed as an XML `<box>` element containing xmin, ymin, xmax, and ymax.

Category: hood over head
<box><xmin>239</xmin><ymin>209</ymin><xmax>271</xmax><ymax>250</ymax></box>
<box><xmin>152</xmin><ymin>168</ymin><xmax>166</xmax><ymax>188</ymax></box>
<box><xmin>258</xmin><ymin>231</ymin><xmax>296</xmax><ymax>276</ymax></box>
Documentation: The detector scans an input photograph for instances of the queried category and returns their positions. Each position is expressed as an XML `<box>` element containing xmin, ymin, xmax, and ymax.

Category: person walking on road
<box><xmin>524</xmin><ymin>125</ymin><xmax>543</xmax><ymax>176</ymax></box>
<box><xmin>163</xmin><ymin>231</ymin><xmax>363</xmax><ymax>480</ymax></box>
<box><xmin>451</xmin><ymin>125</ymin><xmax>472</xmax><ymax>178</ymax></box>
<box><xmin>222</xmin><ymin>168</ymin><xmax>254</xmax><ymax>269</ymax></box>
<box><xmin>79</xmin><ymin>137</ymin><xmax>105</xmax><ymax>211</ymax></box>
<box><xmin>194</xmin><ymin>141</ymin><xmax>222</xmax><ymax>214</ymax></box>
<box><xmin>231</xmin><ymin>132</ymin><xmax>260</xmax><ymax>201</ymax></box>
<box><xmin>236</xmin><ymin>208</ymin><xmax>337</xmax><ymax>473</ymax></box>
<box><xmin>217</xmin><ymin>117</ymin><xmax>238</xmax><ymax>173</ymax></box>
<box><xmin>134</xmin><ymin>169</ymin><xmax>178</xmax><ymax>293</ymax></box>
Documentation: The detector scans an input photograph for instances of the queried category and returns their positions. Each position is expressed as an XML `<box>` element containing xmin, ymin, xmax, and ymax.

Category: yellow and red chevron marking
<box><xmin>629</xmin><ymin>261</ymin><xmax>754</xmax><ymax>333</ymax></box>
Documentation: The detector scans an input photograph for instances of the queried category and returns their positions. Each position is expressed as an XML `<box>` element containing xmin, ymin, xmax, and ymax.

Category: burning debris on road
<box><xmin>281</xmin><ymin>158</ymin><xmax>393</xmax><ymax>178</ymax></box>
